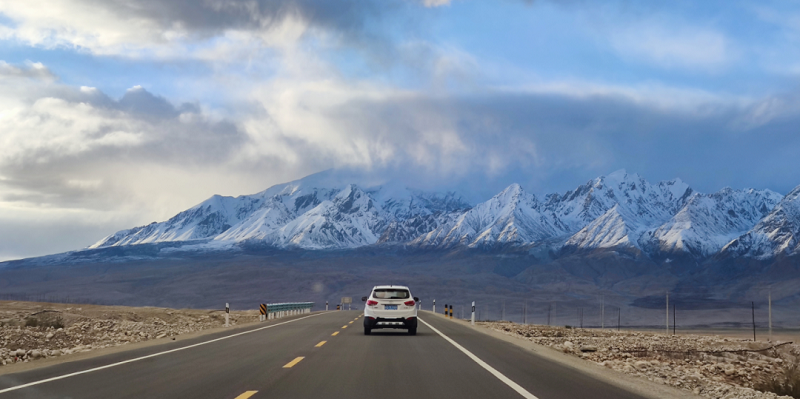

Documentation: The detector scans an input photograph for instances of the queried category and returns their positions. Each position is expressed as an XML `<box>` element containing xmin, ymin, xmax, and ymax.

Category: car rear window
<box><xmin>373</xmin><ymin>289</ymin><xmax>410</xmax><ymax>299</ymax></box>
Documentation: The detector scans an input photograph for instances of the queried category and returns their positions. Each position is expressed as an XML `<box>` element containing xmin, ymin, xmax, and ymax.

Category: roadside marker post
<box><xmin>326</xmin><ymin>301</ymin><xmax>329</xmax><ymax>311</ymax></box>
<box><xmin>449</xmin><ymin>305</ymin><xmax>453</xmax><ymax>319</ymax></box>
<box><xmin>471</xmin><ymin>302</ymin><xmax>475</xmax><ymax>326</ymax></box>
<box><xmin>225</xmin><ymin>303</ymin><xmax>230</xmax><ymax>327</ymax></box>
<box><xmin>444</xmin><ymin>304</ymin><xmax>447</xmax><ymax>317</ymax></box>
<box><xmin>433</xmin><ymin>299</ymin><xmax>436</xmax><ymax>314</ymax></box>
<box><xmin>259</xmin><ymin>304</ymin><xmax>267</xmax><ymax>322</ymax></box>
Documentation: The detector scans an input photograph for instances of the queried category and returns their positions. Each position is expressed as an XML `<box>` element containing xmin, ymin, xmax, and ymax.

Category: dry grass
<box><xmin>756</xmin><ymin>364</ymin><xmax>800</xmax><ymax>398</ymax></box>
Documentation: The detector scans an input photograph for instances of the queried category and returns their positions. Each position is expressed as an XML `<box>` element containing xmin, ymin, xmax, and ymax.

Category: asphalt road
<box><xmin>0</xmin><ymin>311</ymin><xmax>650</xmax><ymax>399</ymax></box>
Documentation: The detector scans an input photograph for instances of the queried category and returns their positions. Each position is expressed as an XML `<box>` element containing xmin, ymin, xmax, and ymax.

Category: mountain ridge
<box><xmin>88</xmin><ymin>169</ymin><xmax>798</xmax><ymax>261</ymax></box>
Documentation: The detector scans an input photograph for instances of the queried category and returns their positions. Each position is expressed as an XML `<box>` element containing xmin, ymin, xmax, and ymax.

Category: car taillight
<box><xmin>404</xmin><ymin>300</ymin><xmax>415</xmax><ymax>306</ymax></box>
<box><xmin>367</xmin><ymin>300</ymin><xmax>378</xmax><ymax>306</ymax></box>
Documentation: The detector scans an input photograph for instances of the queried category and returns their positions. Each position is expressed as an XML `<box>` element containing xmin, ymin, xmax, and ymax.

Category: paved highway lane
<box><xmin>0</xmin><ymin>311</ymin><xmax>651</xmax><ymax>399</ymax></box>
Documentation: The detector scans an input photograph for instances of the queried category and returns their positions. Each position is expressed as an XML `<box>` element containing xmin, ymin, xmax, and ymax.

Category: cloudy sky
<box><xmin>2</xmin><ymin>0</ymin><xmax>800</xmax><ymax>260</ymax></box>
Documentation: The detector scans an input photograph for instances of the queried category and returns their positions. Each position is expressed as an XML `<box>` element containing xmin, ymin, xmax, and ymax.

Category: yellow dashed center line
<box><xmin>234</xmin><ymin>391</ymin><xmax>258</xmax><ymax>399</ymax></box>
<box><xmin>331</xmin><ymin>331</ymin><xmax>339</xmax><ymax>336</ymax></box>
<box><xmin>283</xmin><ymin>357</ymin><xmax>305</xmax><ymax>368</ymax></box>
<box><xmin>349</xmin><ymin>321</ymin><xmax>353</xmax><ymax>324</ymax></box>
<box><xmin>315</xmin><ymin>341</ymin><xmax>327</xmax><ymax>348</ymax></box>
<box><xmin>342</xmin><ymin>325</ymin><xmax>348</xmax><ymax>329</ymax></box>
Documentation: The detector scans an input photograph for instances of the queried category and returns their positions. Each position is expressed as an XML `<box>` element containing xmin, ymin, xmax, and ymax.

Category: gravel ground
<box><xmin>480</xmin><ymin>321</ymin><xmax>798</xmax><ymax>399</ymax></box>
<box><xmin>0</xmin><ymin>301</ymin><xmax>259</xmax><ymax>366</ymax></box>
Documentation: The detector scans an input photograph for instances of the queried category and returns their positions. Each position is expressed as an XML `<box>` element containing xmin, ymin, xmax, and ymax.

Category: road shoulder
<box><xmin>419</xmin><ymin>312</ymin><xmax>700</xmax><ymax>399</ymax></box>
<box><xmin>0</xmin><ymin>312</ymin><xmax>324</xmax><ymax>377</ymax></box>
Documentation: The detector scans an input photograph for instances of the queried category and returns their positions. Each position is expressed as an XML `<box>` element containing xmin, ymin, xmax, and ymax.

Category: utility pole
<box><xmin>752</xmin><ymin>301</ymin><xmax>757</xmax><ymax>342</ymax></box>
<box><xmin>618</xmin><ymin>307</ymin><xmax>621</xmax><ymax>331</ymax></box>
<box><xmin>666</xmin><ymin>292</ymin><xmax>669</xmax><ymax>335</ymax></box>
<box><xmin>502</xmin><ymin>300</ymin><xmax>505</xmax><ymax>321</ymax></box>
<box><xmin>554</xmin><ymin>302</ymin><xmax>557</xmax><ymax>327</ymax></box>
<box><xmin>769</xmin><ymin>288</ymin><xmax>772</xmax><ymax>342</ymax></box>
<box><xmin>547</xmin><ymin>304</ymin><xmax>551</xmax><ymax>326</ymax></box>
<box><xmin>600</xmin><ymin>296</ymin><xmax>605</xmax><ymax>329</ymax></box>
<box><xmin>523</xmin><ymin>300</ymin><xmax>527</xmax><ymax>324</ymax></box>
<box><xmin>673</xmin><ymin>304</ymin><xmax>676</xmax><ymax>335</ymax></box>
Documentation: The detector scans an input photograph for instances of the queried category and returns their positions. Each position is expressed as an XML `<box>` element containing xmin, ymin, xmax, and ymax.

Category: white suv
<box><xmin>362</xmin><ymin>285</ymin><xmax>418</xmax><ymax>335</ymax></box>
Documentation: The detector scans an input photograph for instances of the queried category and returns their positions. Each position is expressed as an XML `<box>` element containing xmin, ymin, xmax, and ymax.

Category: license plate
<box><xmin>384</xmin><ymin>305</ymin><xmax>397</xmax><ymax>310</ymax></box>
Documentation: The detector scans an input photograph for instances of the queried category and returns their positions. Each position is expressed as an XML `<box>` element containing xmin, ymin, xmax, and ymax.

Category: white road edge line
<box><xmin>419</xmin><ymin>318</ymin><xmax>539</xmax><ymax>399</ymax></box>
<box><xmin>0</xmin><ymin>312</ymin><xmax>325</xmax><ymax>394</ymax></box>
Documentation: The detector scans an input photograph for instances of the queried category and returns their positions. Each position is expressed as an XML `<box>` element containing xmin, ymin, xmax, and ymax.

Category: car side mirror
<box><xmin>361</xmin><ymin>296</ymin><xmax>368</xmax><ymax>301</ymax></box>
<box><xmin>414</xmin><ymin>297</ymin><xmax>419</xmax><ymax>302</ymax></box>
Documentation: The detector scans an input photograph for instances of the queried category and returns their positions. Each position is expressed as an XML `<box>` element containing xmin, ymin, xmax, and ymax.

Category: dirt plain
<box><xmin>481</xmin><ymin>321</ymin><xmax>799</xmax><ymax>399</ymax></box>
<box><xmin>0</xmin><ymin>300</ymin><xmax>260</xmax><ymax>374</ymax></box>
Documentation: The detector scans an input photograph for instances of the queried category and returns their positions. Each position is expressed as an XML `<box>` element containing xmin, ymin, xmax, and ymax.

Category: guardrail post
<box><xmin>471</xmin><ymin>302</ymin><xmax>475</xmax><ymax>326</ymax></box>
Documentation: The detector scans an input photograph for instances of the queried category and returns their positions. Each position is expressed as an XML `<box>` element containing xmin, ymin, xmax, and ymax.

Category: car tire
<box><xmin>364</xmin><ymin>327</ymin><xmax>371</xmax><ymax>335</ymax></box>
<box><xmin>408</xmin><ymin>327</ymin><xmax>416</xmax><ymax>336</ymax></box>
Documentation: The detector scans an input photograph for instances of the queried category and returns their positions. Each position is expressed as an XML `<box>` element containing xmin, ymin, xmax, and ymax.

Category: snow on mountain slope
<box><xmin>268</xmin><ymin>185</ymin><xmax>386</xmax><ymax>249</ymax></box>
<box><xmin>721</xmin><ymin>185</ymin><xmax>800</xmax><ymax>259</ymax></box>
<box><xmin>544</xmin><ymin>170</ymin><xmax>692</xmax><ymax>233</ymax></box>
<box><xmin>371</xmin><ymin>184</ymin><xmax>473</xmax><ymax>244</ymax></box>
<box><xmin>641</xmin><ymin>188</ymin><xmax>783</xmax><ymax>258</ymax></box>
<box><xmin>88</xmin><ymin>168</ymin><xmax>797</xmax><ymax>259</ymax></box>
<box><xmin>213</xmin><ymin>197</ymin><xmax>293</xmax><ymax>241</ymax></box>
<box><xmin>564</xmin><ymin>204</ymin><xmax>645</xmax><ymax>250</ymax></box>
<box><xmin>90</xmin><ymin>194</ymin><xmax>265</xmax><ymax>248</ymax></box>
<box><xmin>546</xmin><ymin>170</ymin><xmax>693</xmax><ymax>252</ymax></box>
<box><xmin>91</xmin><ymin>169</ymin><xmax>469</xmax><ymax>250</ymax></box>
<box><xmin>412</xmin><ymin>184</ymin><xmax>567</xmax><ymax>248</ymax></box>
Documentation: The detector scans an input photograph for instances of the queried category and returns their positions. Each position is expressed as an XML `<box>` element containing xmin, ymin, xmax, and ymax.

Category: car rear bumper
<box><xmin>364</xmin><ymin>316</ymin><xmax>417</xmax><ymax>330</ymax></box>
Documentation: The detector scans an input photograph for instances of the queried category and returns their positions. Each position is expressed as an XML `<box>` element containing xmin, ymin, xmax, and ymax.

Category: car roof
<box><xmin>372</xmin><ymin>285</ymin><xmax>410</xmax><ymax>290</ymax></box>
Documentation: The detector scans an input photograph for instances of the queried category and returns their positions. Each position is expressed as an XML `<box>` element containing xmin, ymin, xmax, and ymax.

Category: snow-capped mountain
<box><xmin>90</xmin><ymin>169</ymin><xmax>798</xmax><ymax>261</ymax></box>
<box><xmin>90</xmin><ymin>194</ymin><xmax>267</xmax><ymax>248</ymax></box>
<box><xmin>544</xmin><ymin>170</ymin><xmax>691</xmax><ymax>232</ymax></box>
<box><xmin>564</xmin><ymin>204</ymin><xmax>644</xmax><ymax>251</ymax></box>
<box><xmin>721</xmin><ymin>184</ymin><xmax>800</xmax><ymax>259</ymax></box>
<box><xmin>555</xmin><ymin>170</ymin><xmax>692</xmax><ymax>252</ymax></box>
<box><xmin>92</xmin><ymin>170</ymin><xmax>472</xmax><ymax>251</ymax></box>
<box><xmin>412</xmin><ymin>184</ymin><xmax>568</xmax><ymax>248</ymax></box>
<box><xmin>265</xmin><ymin>185</ymin><xmax>385</xmax><ymax>249</ymax></box>
<box><xmin>641</xmin><ymin>188</ymin><xmax>783</xmax><ymax>258</ymax></box>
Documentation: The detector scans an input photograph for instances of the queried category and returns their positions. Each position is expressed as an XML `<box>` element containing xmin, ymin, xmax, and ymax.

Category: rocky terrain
<box><xmin>481</xmin><ymin>321</ymin><xmax>799</xmax><ymax>399</ymax></box>
<box><xmin>0</xmin><ymin>301</ymin><xmax>259</xmax><ymax>367</ymax></box>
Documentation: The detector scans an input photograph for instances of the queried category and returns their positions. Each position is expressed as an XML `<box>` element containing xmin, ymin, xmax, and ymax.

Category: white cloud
<box><xmin>0</xmin><ymin>0</ymin><xmax>375</xmax><ymax>59</ymax></box>
<box><xmin>422</xmin><ymin>0</ymin><xmax>452</xmax><ymax>7</ymax></box>
<box><xmin>608</xmin><ymin>21</ymin><xmax>732</xmax><ymax>70</ymax></box>
<box><xmin>0</xmin><ymin>60</ymin><xmax>56</xmax><ymax>80</ymax></box>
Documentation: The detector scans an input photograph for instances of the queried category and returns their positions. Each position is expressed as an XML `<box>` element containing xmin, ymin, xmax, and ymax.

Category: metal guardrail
<box><xmin>259</xmin><ymin>302</ymin><xmax>314</xmax><ymax>321</ymax></box>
